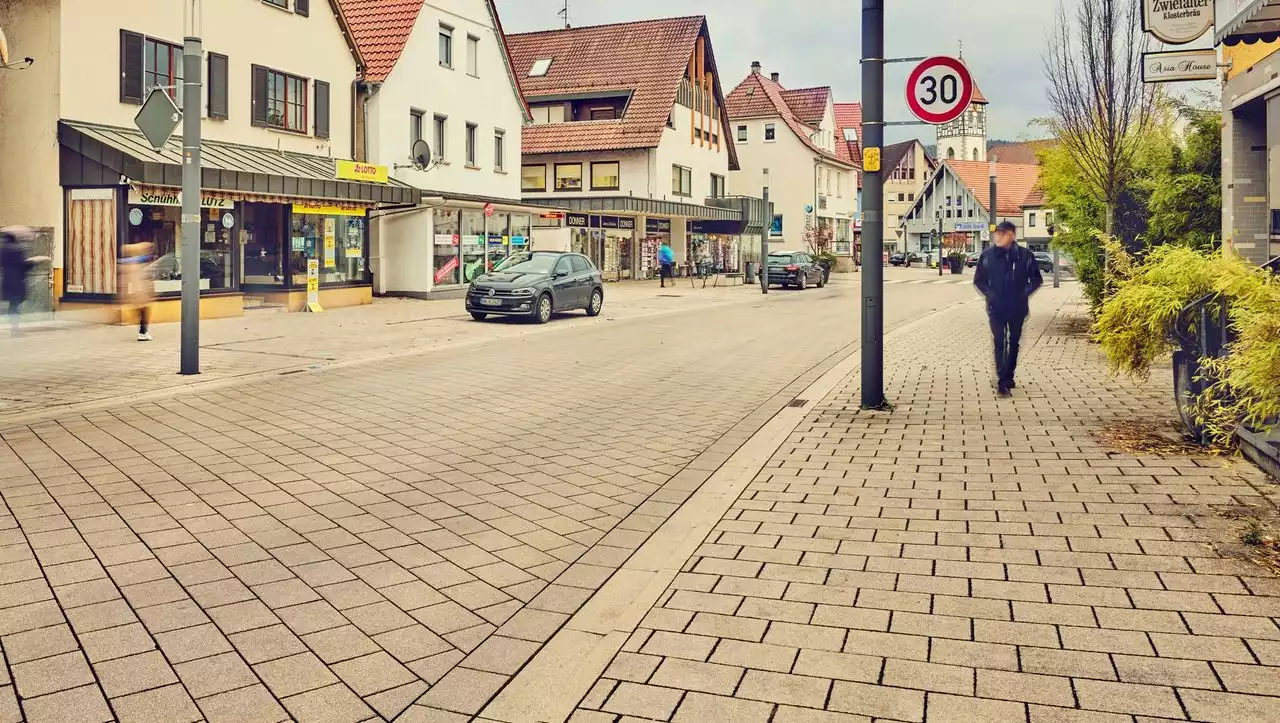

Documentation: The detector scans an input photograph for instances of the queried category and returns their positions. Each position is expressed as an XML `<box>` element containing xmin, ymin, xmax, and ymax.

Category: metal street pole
<box><xmin>1050</xmin><ymin>223</ymin><xmax>1061</xmax><ymax>288</ymax></box>
<box><xmin>180</xmin><ymin>0</ymin><xmax>203</xmax><ymax>375</ymax></box>
<box><xmin>936</xmin><ymin>214</ymin><xmax>943</xmax><ymax>276</ymax></box>
<box><xmin>859</xmin><ymin>0</ymin><xmax>885</xmax><ymax>409</ymax></box>
<box><xmin>988</xmin><ymin>160</ymin><xmax>997</xmax><ymax>251</ymax></box>
<box><xmin>761</xmin><ymin>170</ymin><xmax>770</xmax><ymax>295</ymax></box>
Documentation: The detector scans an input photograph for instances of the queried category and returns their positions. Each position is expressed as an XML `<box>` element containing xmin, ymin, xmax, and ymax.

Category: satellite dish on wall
<box><xmin>411</xmin><ymin>139</ymin><xmax>432</xmax><ymax>170</ymax></box>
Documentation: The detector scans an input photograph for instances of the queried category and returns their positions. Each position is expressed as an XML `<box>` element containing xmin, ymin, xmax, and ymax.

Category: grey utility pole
<box><xmin>761</xmin><ymin>169</ymin><xmax>770</xmax><ymax>294</ymax></box>
<box><xmin>180</xmin><ymin>0</ymin><xmax>203</xmax><ymax>375</ymax></box>
<box><xmin>859</xmin><ymin>0</ymin><xmax>885</xmax><ymax>409</ymax></box>
<box><xmin>987</xmin><ymin>160</ymin><xmax>997</xmax><ymax>251</ymax></box>
<box><xmin>1050</xmin><ymin>223</ymin><xmax>1060</xmax><ymax>288</ymax></box>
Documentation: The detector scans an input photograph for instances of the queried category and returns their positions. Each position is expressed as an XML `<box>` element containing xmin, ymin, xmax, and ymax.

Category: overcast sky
<box><xmin>494</xmin><ymin>0</ymin><xmax>1063</xmax><ymax>144</ymax></box>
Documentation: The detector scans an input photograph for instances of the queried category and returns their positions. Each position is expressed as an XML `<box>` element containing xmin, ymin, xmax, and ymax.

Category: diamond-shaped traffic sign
<box><xmin>134</xmin><ymin>87</ymin><xmax>181</xmax><ymax>151</ymax></box>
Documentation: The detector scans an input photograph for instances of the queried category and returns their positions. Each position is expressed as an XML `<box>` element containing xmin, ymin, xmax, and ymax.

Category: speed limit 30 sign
<box><xmin>905</xmin><ymin>56</ymin><xmax>974</xmax><ymax>125</ymax></box>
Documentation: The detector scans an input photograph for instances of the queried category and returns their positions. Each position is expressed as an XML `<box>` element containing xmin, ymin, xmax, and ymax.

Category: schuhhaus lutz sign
<box><xmin>1143</xmin><ymin>0</ymin><xmax>1214</xmax><ymax>44</ymax></box>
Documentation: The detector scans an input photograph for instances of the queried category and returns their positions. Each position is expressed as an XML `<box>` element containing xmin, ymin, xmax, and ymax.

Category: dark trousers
<box><xmin>7</xmin><ymin>300</ymin><xmax>20</xmax><ymax>332</ymax></box>
<box><xmin>138</xmin><ymin>305</ymin><xmax>151</xmax><ymax>334</ymax></box>
<box><xmin>659</xmin><ymin>263</ymin><xmax>673</xmax><ymax>286</ymax></box>
<box><xmin>989</xmin><ymin>312</ymin><xmax>1026</xmax><ymax>387</ymax></box>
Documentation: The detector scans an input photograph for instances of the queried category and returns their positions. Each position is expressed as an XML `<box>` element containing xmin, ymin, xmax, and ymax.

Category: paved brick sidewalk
<box><xmin>570</xmin><ymin>288</ymin><xmax>1280</xmax><ymax>722</ymax></box>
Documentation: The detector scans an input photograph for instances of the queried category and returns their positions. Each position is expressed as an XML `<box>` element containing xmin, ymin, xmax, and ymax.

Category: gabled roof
<box><xmin>725</xmin><ymin>71</ymin><xmax>855</xmax><ymax>169</ymax></box>
<box><xmin>506</xmin><ymin>15</ymin><xmax>736</xmax><ymax>168</ymax></box>
<box><xmin>780</xmin><ymin>87</ymin><xmax>829</xmax><ymax>126</ymax></box>
<box><xmin>988</xmin><ymin>139</ymin><xmax>1055</xmax><ymax>166</ymax></box>
<box><xmin>881</xmin><ymin>140</ymin><xmax>917</xmax><ymax>176</ymax></box>
<box><xmin>833</xmin><ymin>102</ymin><xmax>862</xmax><ymax>164</ymax></box>
<box><xmin>337</xmin><ymin>0</ymin><xmax>529</xmax><ymax>118</ymax></box>
<box><xmin>945</xmin><ymin>160</ymin><xmax>1041</xmax><ymax>215</ymax></box>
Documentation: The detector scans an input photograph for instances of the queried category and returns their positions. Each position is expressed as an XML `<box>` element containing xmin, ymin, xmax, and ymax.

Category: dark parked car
<box><xmin>766</xmin><ymin>251</ymin><xmax>826</xmax><ymax>289</ymax></box>
<box><xmin>466</xmin><ymin>251</ymin><xmax>603</xmax><ymax>323</ymax></box>
<box><xmin>966</xmin><ymin>251</ymin><xmax>981</xmax><ymax>268</ymax></box>
<box><xmin>1033</xmin><ymin>251</ymin><xmax>1054</xmax><ymax>273</ymax></box>
<box><xmin>889</xmin><ymin>251</ymin><xmax>923</xmax><ymax>267</ymax></box>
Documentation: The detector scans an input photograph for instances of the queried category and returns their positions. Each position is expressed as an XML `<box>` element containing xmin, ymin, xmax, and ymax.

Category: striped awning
<box><xmin>1217</xmin><ymin>0</ymin><xmax>1280</xmax><ymax>45</ymax></box>
<box><xmin>58</xmin><ymin>120</ymin><xmax>418</xmax><ymax>206</ymax></box>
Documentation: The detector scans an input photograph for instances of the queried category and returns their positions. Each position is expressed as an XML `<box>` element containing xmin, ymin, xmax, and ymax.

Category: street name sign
<box><xmin>1143</xmin><ymin>0</ymin><xmax>1214</xmax><ymax>45</ymax></box>
<box><xmin>134</xmin><ymin>87</ymin><xmax>181</xmax><ymax>151</ymax></box>
<box><xmin>905</xmin><ymin>56</ymin><xmax>974</xmax><ymax>125</ymax></box>
<box><xmin>1143</xmin><ymin>48</ymin><xmax>1218</xmax><ymax>82</ymax></box>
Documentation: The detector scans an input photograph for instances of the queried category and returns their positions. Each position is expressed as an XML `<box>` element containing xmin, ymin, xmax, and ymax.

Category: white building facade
<box><xmin>725</xmin><ymin>64</ymin><xmax>859</xmax><ymax>265</ymax></box>
<box><xmin>341</xmin><ymin>0</ymin><xmax>536</xmax><ymax>296</ymax></box>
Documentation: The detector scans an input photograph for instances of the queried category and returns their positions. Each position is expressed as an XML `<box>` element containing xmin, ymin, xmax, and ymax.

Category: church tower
<box><xmin>936</xmin><ymin>55</ymin><xmax>987</xmax><ymax>162</ymax></box>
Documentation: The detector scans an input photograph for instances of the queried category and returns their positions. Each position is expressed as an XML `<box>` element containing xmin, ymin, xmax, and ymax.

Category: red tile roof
<box><xmin>506</xmin><ymin>16</ymin><xmax>735</xmax><ymax>168</ymax></box>
<box><xmin>1022</xmin><ymin>186</ymin><xmax>1047</xmax><ymax>207</ymax></box>
<box><xmin>780</xmin><ymin>87</ymin><xmax>829</xmax><ymax>125</ymax></box>
<box><xmin>337</xmin><ymin>0</ymin><xmax>528</xmax><ymax>117</ymax></box>
<box><xmin>988</xmin><ymin>139</ymin><xmax>1055</xmax><ymax>166</ymax></box>
<box><xmin>945</xmin><ymin>160</ymin><xmax>1041</xmax><ymax>215</ymax></box>
<box><xmin>833</xmin><ymin>102</ymin><xmax>862</xmax><ymax>164</ymax></box>
<box><xmin>724</xmin><ymin>72</ymin><xmax>854</xmax><ymax>168</ymax></box>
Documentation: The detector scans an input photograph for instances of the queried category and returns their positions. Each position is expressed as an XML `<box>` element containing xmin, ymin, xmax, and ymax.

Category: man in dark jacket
<box><xmin>973</xmin><ymin>221</ymin><xmax>1043</xmax><ymax>396</ymax></box>
<box><xmin>1</xmin><ymin>227</ymin><xmax>49</xmax><ymax>337</ymax></box>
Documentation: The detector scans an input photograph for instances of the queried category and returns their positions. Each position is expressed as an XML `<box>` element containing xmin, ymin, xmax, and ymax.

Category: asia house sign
<box><xmin>1143</xmin><ymin>48</ymin><xmax>1219</xmax><ymax>82</ymax></box>
<box><xmin>1142</xmin><ymin>0</ymin><xmax>1214</xmax><ymax>45</ymax></box>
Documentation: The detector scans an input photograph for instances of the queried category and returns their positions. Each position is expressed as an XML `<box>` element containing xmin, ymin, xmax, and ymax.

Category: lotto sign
<box><xmin>905</xmin><ymin>56</ymin><xmax>974</xmax><ymax>125</ymax></box>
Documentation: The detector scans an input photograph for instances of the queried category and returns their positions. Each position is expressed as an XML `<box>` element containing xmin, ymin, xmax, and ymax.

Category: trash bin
<box><xmin>745</xmin><ymin>261</ymin><xmax>756</xmax><ymax>283</ymax></box>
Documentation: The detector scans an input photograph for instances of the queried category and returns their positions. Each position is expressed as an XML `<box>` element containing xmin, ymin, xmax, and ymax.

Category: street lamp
<box><xmin>1048</xmin><ymin>222</ymin><xmax>1060</xmax><ymax>288</ymax></box>
<box><xmin>987</xmin><ymin>158</ymin><xmax>997</xmax><ymax>251</ymax></box>
<box><xmin>934</xmin><ymin>209</ymin><xmax>942</xmax><ymax>276</ymax></box>
<box><xmin>761</xmin><ymin>168</ymin><xmax>770</xmax><ymax>295</ymax></box>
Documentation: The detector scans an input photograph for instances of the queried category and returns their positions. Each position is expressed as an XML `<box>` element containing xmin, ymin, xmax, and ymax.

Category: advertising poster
<box><xmin>323</xmin><ymin>218</ymin><xmax>337</xmax><ymax>269</ymax></box>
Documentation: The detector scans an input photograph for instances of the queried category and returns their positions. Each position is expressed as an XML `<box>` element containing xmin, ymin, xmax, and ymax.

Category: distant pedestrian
<box><xmin>658</xmin><ymin>241</ymin><xmax>675</xmax><ymax>288</ymax></box>
<box><xmin>974</xmin><ymin>221</ymin><xmax>1042</xmax><ymax>397</ymax></box>
<box><xmin>120</xmin><ymin>241</ymin><xmax>156</xmax><ymax>341</ymax></box>
<box><xmin>1</xmin><ymin>226</ymin><xmax>50</xmax><ymax>337</ymax></box>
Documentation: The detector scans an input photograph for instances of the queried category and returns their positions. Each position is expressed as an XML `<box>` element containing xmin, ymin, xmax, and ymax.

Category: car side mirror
<box><xmin>554</xmin><ymin>269</ymin><xmax>568</xmax><ymax>278</ymax></box>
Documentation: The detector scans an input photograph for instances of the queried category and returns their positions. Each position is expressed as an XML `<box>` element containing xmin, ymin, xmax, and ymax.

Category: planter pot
<box><xmin>947</xmin><ymin>258</ymin><xmax>965</xmax><ymax>274</ymax></box>
<box><xmin>1172</xmin><ymin>349</ymin><xmax>1211</xmax><ymax>446</ymax></box>
<box><xmin>1237</xmin><ymin>423</ymin><xmax>1280</xmax><ymax>480</ymax></box>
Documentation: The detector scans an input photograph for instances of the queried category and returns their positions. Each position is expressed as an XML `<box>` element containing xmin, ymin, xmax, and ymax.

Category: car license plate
<box><xmin>480</xmin><ymin>298</ymin><xmax>502</xmax><ymax>307</ymax></box>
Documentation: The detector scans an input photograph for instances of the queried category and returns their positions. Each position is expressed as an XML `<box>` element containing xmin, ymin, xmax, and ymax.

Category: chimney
<box><xmin>750</xmin><ymin>61</ymin><xmax>761</xmax><ymax>74</ymax></box>
<box><xmin>770</xmin><ymin>72</ymin><xmax>780</xmax><ymax>83</ymax></box>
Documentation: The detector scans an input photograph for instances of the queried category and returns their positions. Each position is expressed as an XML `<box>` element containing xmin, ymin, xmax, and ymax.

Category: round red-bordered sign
<box><xmin>905</xmin><ymin>56</ymin><xmax>974</xmax><ymax>125</ymax></box>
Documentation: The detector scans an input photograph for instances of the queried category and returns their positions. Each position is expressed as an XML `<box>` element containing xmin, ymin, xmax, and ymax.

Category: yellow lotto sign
<box><xmin>335</xmin><ymin>160</ymin><xmax>389</xmax><ymax>184</ymax></box>
<box><xmin>863</xmin><ymin>147</ymin><xmax>881</xmax><ymax>173</ymax></box>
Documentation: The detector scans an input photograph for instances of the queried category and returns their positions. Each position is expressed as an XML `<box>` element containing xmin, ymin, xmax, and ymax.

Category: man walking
<box><xmin>658</xmin><ymin>240</ymin><xmax>675</xmax><ymax>288</ymax></box>
<box><xmin>1</xmin><ymin>227</ymin><xmax>51</xmax><ymax>337</ymax></box>
<box><xmin>974</xmin><ymin>221</ymin><xmax>1042</xmax><ymax>397</ymax></box>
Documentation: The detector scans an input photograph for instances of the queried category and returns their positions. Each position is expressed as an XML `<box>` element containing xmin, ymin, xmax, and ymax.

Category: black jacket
<box><xmin>973</xmin><ymin>243</ymin><xmax>1042</xmax><ymax>317</ymax></box>
<box><xmin>1</xmin><ymin>241</ymin><xmax>33</xmax><ymax>304</ymax></box>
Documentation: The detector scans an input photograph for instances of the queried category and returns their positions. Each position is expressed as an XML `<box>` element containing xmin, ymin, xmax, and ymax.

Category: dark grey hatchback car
<box><xmin>466</xmin><ymin>251</ymin><xmax>604</xmax><ymax>323</ymax></box>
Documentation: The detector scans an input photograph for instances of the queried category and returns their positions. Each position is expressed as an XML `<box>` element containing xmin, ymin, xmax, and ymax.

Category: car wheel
<box><xmin>817</xmin><ymin>272</ymin><xmax>826</xmax><ymax>288</ymax></box>
<box><xmin>585</xmin><ymin>288</ymin><xmax>603</xmax><ymax>317</ymax></box>
<box><xmin>533</xmin><ymin>293</ymin><xmax>553</xmax><ymax>324</ymax></box>
<box><xmin>797</xmin><ymin>273</ymin><xmax>806</xmax><ymax>291</ymax></box>
<box><xmin>470</xmin><ymin>312</ymin><xmax>487</xmax><ymax>322</ymax></box>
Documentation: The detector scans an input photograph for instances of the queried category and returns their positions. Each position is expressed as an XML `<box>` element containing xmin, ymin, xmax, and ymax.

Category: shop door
<box><xmin>21</xmin><ymin>227</ymin><xmax>54</xmax><ymax>316</ymax></box>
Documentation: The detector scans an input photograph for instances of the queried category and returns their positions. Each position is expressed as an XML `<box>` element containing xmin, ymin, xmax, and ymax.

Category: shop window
<box><xmin>591</xmin><ymin>161</ymin><xmax>620</xmax><ymax>191</ymax></box>
<box><xmin>290</xmin><ymin>210</ymin><xmax>368</xmax><ymax>285</ymax></box>
<box><xmin>509</xmin><ymin>214</ymin><xmax>532</xmax><ymax>253</ymax></box>
<box><xmin>466</xmin><ymin>123</ymin><xmax>478</xmax><ymax>166</ymax></box>
<box><xmin>555</xmin><ymin>163</ymin><xmax>583</xmax><ymax>191</ymax></box>
<box><xmin>522</xmin><ymin>164</ymin><xmax>546</xmax><ymax>192</ymax></box>
<box><xmin>433</xmin><ymin>208</ymin><xmax>461</xmax><ymax>286</ymax></box>
<box><xmin>764</xmin><ymin>123</ymin><xmax>776</xmax><ymax>141</ymax></box>
<box><xmin>671</xmin><ymin>165</ymin><xmax>691</xmax><ymax>197</ymax></box>
<box><xmin>461</xmin><ymin>211</ymin><xmax>486</xmax><ymax>283</ymax></box>
<box><xmin>439</xmin><ymin>25</ymin><xmax>453</xmax><ymax>68</ymax></box>
<box><xmin>125</xmin><ymin>199</ymin><xmax>237</xmax><ymax>293</ymax></box>
<box><xmin>64</xmin><ymin>189</ymin><xmax>117</xmax><ymax>295</ymax></box>
<box><xmin>494</xmin><ymin>130</ymin><xmax>505</xmax><ymax>172</ymax></box>
<box><xmin>434</xmin><ymin>115</ymin><xmax>447</xmax><ymax>161</ymax></box>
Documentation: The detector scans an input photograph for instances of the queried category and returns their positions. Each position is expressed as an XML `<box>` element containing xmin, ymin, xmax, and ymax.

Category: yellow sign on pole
<box><xmin>863</xmin><ymin>147</ymin><xmax>881</xmax><ymax>173</ymax></box>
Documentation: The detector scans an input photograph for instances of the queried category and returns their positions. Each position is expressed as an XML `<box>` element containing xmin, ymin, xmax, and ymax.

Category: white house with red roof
<box><xmin>899</xmin><ymin>159</ymin><xmax>1046</xmax><ymax>255</ymax></box>
<box><xmin>338</xmin><ymin>0</ymin><xmax>536</xmax><ymax>295</ymax></box>
<box><xmin>724</xmin><ymin>62</ymin><xmax>859</xmax><ymax>265</ymax></box>
<box><xmin>505</xmin><ymin>16</ymin><xmax>749</xmax><ymax>280</ymax></box>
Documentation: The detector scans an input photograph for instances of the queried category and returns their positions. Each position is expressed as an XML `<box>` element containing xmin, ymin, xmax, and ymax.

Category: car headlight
<box><xmin>511</xmin><ymin>287</ymin><xmax>535</xmax><ymax>296</ymax></box>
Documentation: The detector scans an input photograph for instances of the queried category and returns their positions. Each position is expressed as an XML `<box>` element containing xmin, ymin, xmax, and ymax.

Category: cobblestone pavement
<box><xmin>0</xmin><ymin>277</ymin><xmax>981</xmax><ymax>721</ymax></box>
<box><xmin>565</xmin><ymin>288</ymin><xmax>1280</xmax><ymax>723</ymax></box>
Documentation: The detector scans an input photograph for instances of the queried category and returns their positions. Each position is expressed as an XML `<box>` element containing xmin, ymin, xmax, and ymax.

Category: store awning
<box><xmin>1218</xmin><ymin>0</ymin><xmax>1280</xmax><ymax>45</ymax></box>
<box><xmin>521</xmin><ymin>195</ymin><xmax>744</xmax><ymax>222</ymax></box>
<box><xmin>58</xmin><ymin>120</ymin><xmax>418</xmax><ymax>206</ymax></box>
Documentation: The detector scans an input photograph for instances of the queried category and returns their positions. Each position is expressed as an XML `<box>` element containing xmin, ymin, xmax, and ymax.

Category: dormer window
<box><xmin>843</xmin><ymin>128</ymin><xmax>858</xmax><ymax>142</ymax></box>
<box><xmin>529</xmin><ymin>58</ymin><xmax>553</xmax><ymax>77</ymax></box>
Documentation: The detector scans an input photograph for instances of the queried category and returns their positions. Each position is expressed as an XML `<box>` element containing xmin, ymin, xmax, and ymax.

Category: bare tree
<box><xmin>1044</xmin><ymin>0</ymin><xmax>1156</xmax><ymax>238</ymax></box>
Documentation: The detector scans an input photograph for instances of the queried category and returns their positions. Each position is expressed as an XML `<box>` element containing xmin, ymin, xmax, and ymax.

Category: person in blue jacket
<box><xmin>658</xmin><ymin>241</ymin><xmax>675</xmax><ymax>288</ymax></box>
<box><xmin>973</xmin><ymin>221</ymin><xmax>1043</xmax><ymax>397</ymax></box>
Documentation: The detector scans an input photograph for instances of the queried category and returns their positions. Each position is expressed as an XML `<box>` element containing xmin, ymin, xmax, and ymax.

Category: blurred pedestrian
<box><xmin>658</xmin><ymin>240</ymin><xmax>675</xmax><ymax>288</ymax></box>
<box><xmin>974</xmin><ymin>221</ymin><xmax>1042</xmax><ymax>397</ymax></box>
<box><xmin>1</xmin><ymin>226</ymin><xmax>50</xmax><ymax>337</ymax></box>
<box><xmin>120</xmin><ymin>241</ymin><xmax>155</xmax><ymax>341</ymax></box>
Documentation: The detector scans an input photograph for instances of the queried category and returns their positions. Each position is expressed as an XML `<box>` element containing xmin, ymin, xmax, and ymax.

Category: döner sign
<box><xmin>1142</xmin><ymin>0</ymin><xmax>1214</xmax><ymax>45</ymax></box>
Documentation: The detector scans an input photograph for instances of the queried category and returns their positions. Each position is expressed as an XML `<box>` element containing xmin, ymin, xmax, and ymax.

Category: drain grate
<box><xmin>787</xmin><ymin>399</ymin><xmax>809</xmax><ymax>408</ymax></box>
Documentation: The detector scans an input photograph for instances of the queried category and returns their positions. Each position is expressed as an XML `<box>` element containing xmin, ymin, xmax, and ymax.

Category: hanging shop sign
<box><xmin>335</xmin><ymin>160</ymin><xmax>389</xmax><ymax>184</ymax></box>
<box><xmin>645</xmin><ymin>217</ymin><xmax>672</xmax><ymax>233</ymax></box>
<box><xmin>565</xmin><ymin>212</ymin><xmax>590</xmax><ymax>228</ymax></box>
<box><xmin>1142</xmin><ymin>48</ymin><xmax>1218</xmax><ymax>82</ymax></box>
<box><xmin>1142</xmin><ymin>0</ymin><xmax>1214</xmax><ymax>45</ymax></box>
<box><xmin>128</xmin><ymin>188</ymin><xmax>233</xmax><ymax>210</ymax></box>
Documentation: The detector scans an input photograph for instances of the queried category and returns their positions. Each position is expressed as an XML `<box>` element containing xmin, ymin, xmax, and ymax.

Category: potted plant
<box><xmin>946</xmin><ymin>251</ymin><xmax>966</xmax><ymax>274</ymax></box>
<box><xmin>803</xmin><ymin>223</ymin><xmax>837</xmax><ymax>283</ymax></box>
